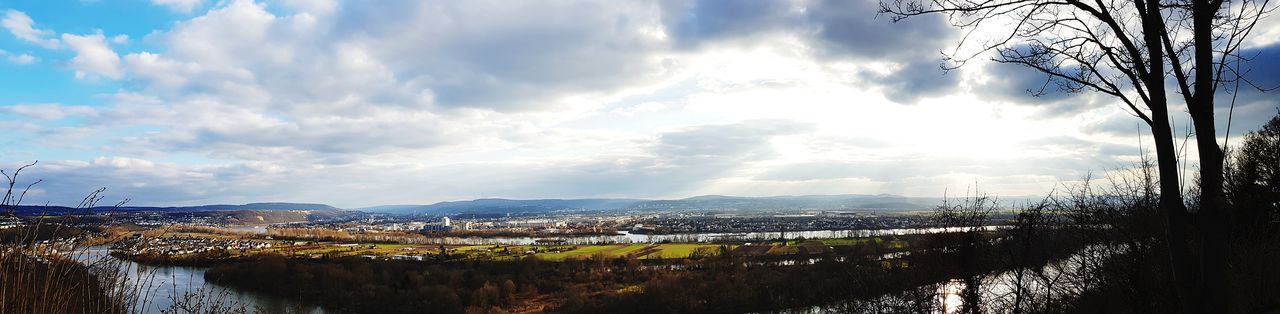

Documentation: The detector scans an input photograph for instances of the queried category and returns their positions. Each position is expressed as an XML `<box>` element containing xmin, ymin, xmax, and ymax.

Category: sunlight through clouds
<box><xmin>0</xmin><ymin>0</ymin><xmax>1275</xmax><ymax>207</ymax></box>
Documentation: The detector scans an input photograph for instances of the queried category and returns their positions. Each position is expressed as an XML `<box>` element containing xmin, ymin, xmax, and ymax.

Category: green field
<box><xmin>535</xmin><ymin>244</ymin><xmax>645</xmax><ymax>260</ymax></box>
<box><xmin>641</xmin><ymin>244</ymin><xmax>728</xmax><ymax>259</ymax></box>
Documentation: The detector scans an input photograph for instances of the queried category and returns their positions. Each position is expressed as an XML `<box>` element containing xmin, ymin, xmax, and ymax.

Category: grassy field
<box><xmin>534</xmin><ymin>244</ymin><xmax>652</xmax><ymax>260</ymax></box>
<box><xmin>641</xmin><ymin>244</ymin><xmax>728</xmax><ymax>259</ymax></box>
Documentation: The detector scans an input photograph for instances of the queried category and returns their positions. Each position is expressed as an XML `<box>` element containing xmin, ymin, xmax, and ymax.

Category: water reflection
<box><xmin>76</xmin><ymin>246</ymin><xmax>325</xmax><ymax>314</ymax></box>
<box><xmin>937</xmin><ymin>279</ymin><xmax>965</xmax><ymax>314</ymax></box>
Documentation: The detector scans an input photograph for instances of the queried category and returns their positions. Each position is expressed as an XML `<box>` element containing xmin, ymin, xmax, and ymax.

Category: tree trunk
<box><xmin>1140</xmin><ymin>1</ymin><xmax>1202</xmax><ymax>310</ymax></box>
<box><xmin>1150</xmin><ymin>100</ymin><xmax>1203</xmax><ymax>313</ymax></box>
<box><xmin>1189</xmin><ymin>0</ymin><xmax>1229</xmax><ymax>310</ymax></box>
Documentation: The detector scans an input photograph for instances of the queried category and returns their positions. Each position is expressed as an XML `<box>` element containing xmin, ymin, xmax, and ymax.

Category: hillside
<box><xmin>359</xmin><ymin>194</ymin><xmax>955</xmax><ymax>216</ymax></box>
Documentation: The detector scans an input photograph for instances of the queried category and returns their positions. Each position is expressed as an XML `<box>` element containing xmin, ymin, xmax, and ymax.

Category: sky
<box><xmin>0</xmin><ymin>0</ymin><xmax>1277</xmax><ymax>208</ymax></box>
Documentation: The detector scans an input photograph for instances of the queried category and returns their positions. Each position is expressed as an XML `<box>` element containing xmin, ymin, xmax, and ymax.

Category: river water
<box><xmin>76</xmin><ymin>246</ymin><xmax>326</xmax><ymax>314</ymax></box>
<box><xmin>788</xmin><ymin>243</ymin><xmax>1114</xmax><ymax>313</ymax></box>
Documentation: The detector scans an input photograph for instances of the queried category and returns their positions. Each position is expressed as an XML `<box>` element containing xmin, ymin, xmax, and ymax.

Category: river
<box><xmin>75</xmin><ymin>246</ymin><xmax>326</xmax><ymax>314</ymax></box>
<box><xmin>787</xmin><ymin>243</ymin><xmax>1115</xmax><ymax>313</ymax></box>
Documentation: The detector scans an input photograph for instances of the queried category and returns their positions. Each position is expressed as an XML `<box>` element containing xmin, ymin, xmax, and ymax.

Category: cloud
<box><xmin>150</xmin><ymin>0</ymin><xmax>203</xmax><ymax>13</ymax></box>
<box><xmin>335</xmin><ymin>1</ymin><xmax>671</xmax><ymax>110</ymax></box>
<box><xmin>661</xmin><ymin>0</ymin><xmax>798</xmax><ymax>47</ymax></box>
<box><xmin>657</xmin><ymin>0</ymin><xmax>962</xmax><ymax>104</ymax></box>
<box><xmin>8</xmin><ymin>0</ymin><xmax>1251</xmax><ymax>207</ymax></box>
<box><xmin>2</xmin><ymin>10</ymin><xmax>59</xmax><ymax>48</ymax></box>
<box><xmin>7</xmin><ymin>158</ymin><xmax>288</xmax><ymax>207</ymax></box>
<box><xmin>0</xmin><ymin>49</ymin><xmax>37</xmax><ymax>65</ymax></box>
<box><xmin>804</xmin><ymin>0</ymin><xmax>954</xmax><ymax>61</ymax></box>
<box><xmin>1245</xmin><ymin>12</ymin><xmax>1280</xmax><ymax>48</ymax></box>
<box><xmin>276</xmin><ymin>0</ymin><xmax>338</xmax><ymax>15</ymax></box>
<box><xmin>3</xmin><ymin>104</ymin><xmax>95</xmax><ymax>120</ymax></box>
<box><xmin>61</xmin><ymin>32</ymin><xmax>123</xmax><ymax>79</ymax></box>
<box><xmin>1232</xmin><ymin>44</ymin><xmax>1280</xmax><ymax>104</ymax></box>
<box><xmin>866</xmin><ymin>59</ymin><xmax>961</xmax><ymax>104</ymax></box>
<box><xmin>655</xmin><ymin>120</ymin><xmax>809</xmax><ymax>161</ymax></box>
<box><xmin>37</xmin><ymin>0</ymin><xmax>676</xmax><ymax>160</ymax></box>
<box><xmin>3</xmin><ymin>118</ymin><xmax>812</xmax><ymax>206</ymax></box>
<box><xmin>121</xmin><ymin>0</ymin><xmax>672</xmax><ymax>112</ymax></box>
<box><xmin>521</xmin><ymin>120</ymin><xmax>813</xmax><ymax>197</ymax></box>
<box><xmin>979</xmin><ymin>62</ymin><xmax>1081</xmax><ymax>103</ymax></box>
<box><xmin>134</xmin><ymin>107</ymin><xmax>457</xmax><ymax>159</ymax></box>
<box><xmin>7</xmin><ymin>53</ymin><xmax>36</xmax><ymax>65</ymax></box>
<box><xmin>1081</xmin><ymin>111</ymin><xmax>1148</xmax><ymax>137</ymax></box>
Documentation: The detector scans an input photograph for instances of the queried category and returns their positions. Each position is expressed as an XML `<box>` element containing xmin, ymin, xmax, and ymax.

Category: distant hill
<box><xmin>359</xmin><ymin>194</ymin><xmax>952</xmax><ymax>215</ymax></box>
<box><xmin>209</xmin><ymin>209</ymin><xmax>349</xmax><ymax>225</ymax></box>
<box><xmin>360</xmin><ymin>198</ymin><xmax>647</xmax><ymax>215</ymax></box>
<box><xmin>3</xmin><ymin>202</ymin><xmax>341</xmax><ymax>217</ymax></box>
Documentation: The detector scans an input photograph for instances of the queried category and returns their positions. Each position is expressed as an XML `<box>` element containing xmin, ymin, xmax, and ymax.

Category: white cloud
<box><xmin>4</xmin><ymin>104</ymin><xmax>95</xmax><ymax>120</ymax></box>
<box><xmin>61</xmin><ymin>32</ymin><xmax>123</xmax><ymax>79</ymax></box>
<box><xmin>7</xmin><ymin>53</ymin><xmax>36</xmax><ymax>64</ymax></box>
<box><xmin>0</xmin><ymin>49</ymin><xmax>37</xmax><ymax>64</ymax></box>
<box><xmin>276</xmin><ymin>0</ymin><xmax>337</xmax><ymax>15</ymax></box>
<box><xmin>151</xmin><ymin>0</ymin><xmax>203</xmax><ymax>13</ymax></box>
<box><xmin>4</xmin><ymin>0</ymin><xmax>1232</xmax><ymax>207</ymax></box>
<box><xmin>2</xmin><ymin>10</ymin><xmax>59</xmax><ymax>48</ymax></box>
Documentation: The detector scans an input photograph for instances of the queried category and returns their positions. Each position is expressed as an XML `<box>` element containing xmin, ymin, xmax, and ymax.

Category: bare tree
<box><xmin>878</xmin><ymin>0</ymin><xmax>1273</xmax><ymax>310</ymax></box>
<box><xmin>1162</xmin><ymin>0</ymin><xmax>1275</xmax><ymax>309</ymax></box>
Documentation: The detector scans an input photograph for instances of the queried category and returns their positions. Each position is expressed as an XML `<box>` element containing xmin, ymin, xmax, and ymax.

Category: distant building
<box><xmin>421</xmin><ymin>217</ymin><xmax>455</xmax><ymax>232</ymax></box>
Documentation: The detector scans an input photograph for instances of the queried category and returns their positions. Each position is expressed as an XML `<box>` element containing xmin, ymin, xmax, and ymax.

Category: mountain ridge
<box><xmin>355</xmin><ymin>194</ymin><xmax>965</xmax><ymax>215</ymax></box>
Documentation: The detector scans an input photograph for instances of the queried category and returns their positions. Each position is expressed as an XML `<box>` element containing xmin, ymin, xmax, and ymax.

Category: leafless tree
<box><xmin>879</xmin><ymin>0</ymin><xmax>1274</xmax><ymax>310</ymax></box>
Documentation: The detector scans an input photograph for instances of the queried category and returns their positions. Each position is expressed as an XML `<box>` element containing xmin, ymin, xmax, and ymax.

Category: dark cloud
<box><xmin>658</xmin><ymin>0</ymin><xmax>956</xmax><ymax>60</ymax></box>
<box><xmin>662</xmin><ymin>0</ymin><xmax>796</xmax><ymax>47</ymax></box>
<box><xmin>805</xmin><ymin>0</ymin><xmax>954</xmax><ymax>61</ymax></box>
<box><xmin>806</xmin><ymin>0</ymin><xmax>967</xmax><ymax>104</ymax></box>
<box><xmin>868</xmin><ymin>59</ymin><xmax>961</xmax><ymax>104</ymax></box>
<box><xmin>1232</xmin><ymin>44</ymin><xmax>1280</xmax><ymax>105</ymax></box>
<box><xmin>978</xmin><ymin>62</ymin><xmax>1088</xmax><ymax>112</ymax></box>
<box><xmin>1209</xmin><ymin>44</ymin><xmax>1280</xmax><ymax>137</ymax></box>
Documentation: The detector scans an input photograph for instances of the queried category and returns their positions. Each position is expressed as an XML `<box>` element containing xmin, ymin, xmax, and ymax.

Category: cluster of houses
<box><xmin>0</xmin><ymin>215</ymin><xmax>22</xmax><ymax>229</ymax></box>
<box><xmin>113</xmin><ymin>236</ymin><xmax>273</xmax><ymax>256</ymax></box>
